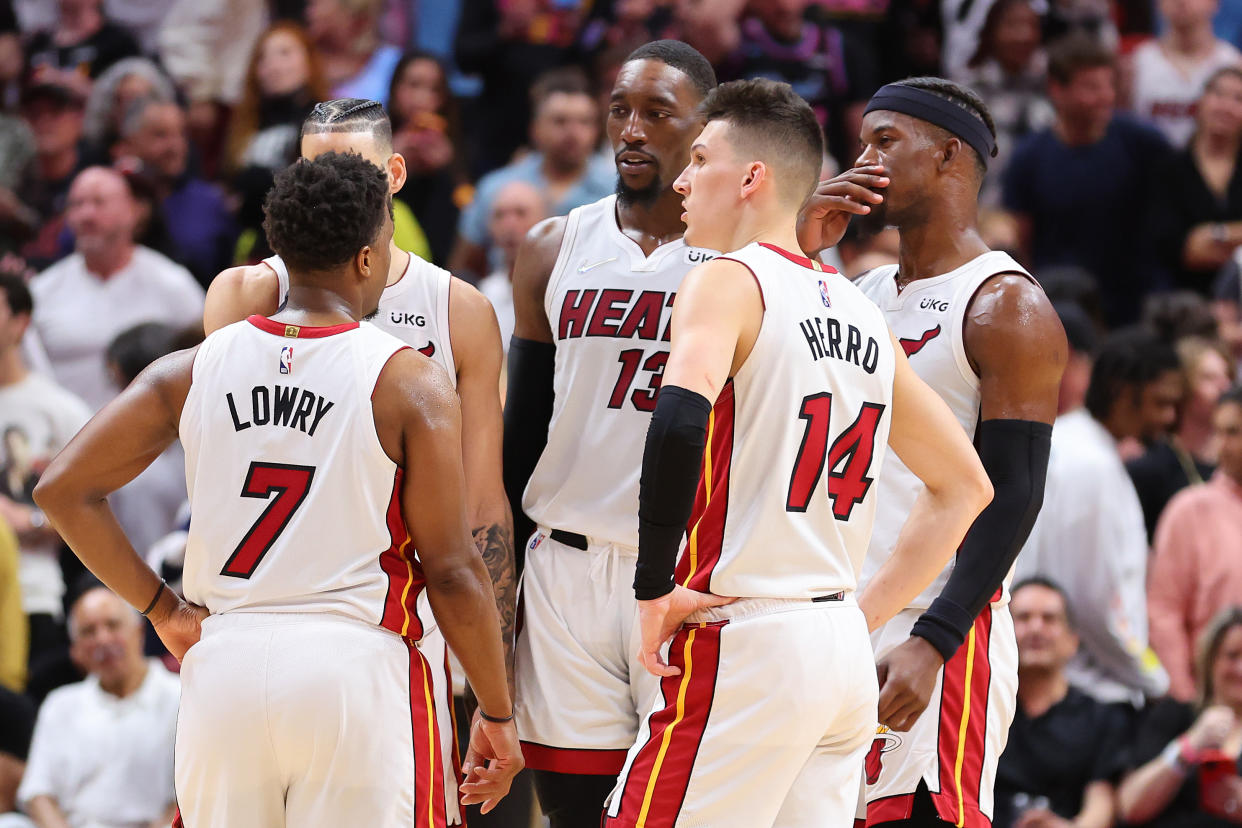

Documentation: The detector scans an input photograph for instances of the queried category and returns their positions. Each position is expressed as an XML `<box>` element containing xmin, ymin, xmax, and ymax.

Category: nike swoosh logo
<box><xmin>898</xmin><ymin>325</ymin><xmax>941</xmax><ymax>357</ymax></box>
<box><xmin>577</xmin><ymin>257</ymin><xmax>617</xmax><ymax>273</ymax></box>
<box><xmin>418</xmin><ymin>342</ymin><xmax>435</xmax><ymax>358</ymax></box>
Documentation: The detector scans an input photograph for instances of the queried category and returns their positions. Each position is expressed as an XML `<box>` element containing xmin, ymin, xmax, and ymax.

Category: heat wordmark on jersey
<box><xmin>557</xmin><ymin>289</ymin><xmax>675</xmax><ymax>342</ymax></box>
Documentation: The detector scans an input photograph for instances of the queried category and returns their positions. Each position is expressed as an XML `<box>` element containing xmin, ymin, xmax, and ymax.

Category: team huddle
<box><xmin>30</xmin><ymin>39</ymin><xmax>1067</xmax><ymax>828</ymax></box>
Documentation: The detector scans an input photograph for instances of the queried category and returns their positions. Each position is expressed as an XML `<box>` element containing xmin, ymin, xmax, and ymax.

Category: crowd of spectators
<box><xmin>1</xmin><ymin>1</ymin><xmax>1242</xmax><ymax>827</ymax></box>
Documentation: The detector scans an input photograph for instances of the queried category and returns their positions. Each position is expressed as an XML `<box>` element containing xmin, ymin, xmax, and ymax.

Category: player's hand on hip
<box><xmin>637</xmin><ymin>585</ymin><xmax>735</xmax><ymax>678</ymax></box>
<box><xmin>795</xmin><ymin>166</ymin><xmax>888</xmax><ymax>257</ymax></box>
<box><xmin>148</xmin><ymin>592</ymin><xmax>209</xmax><ymax>662</ymax></box>
<box><xmin>876</xmin><ymin>636</ymin><xmax>944</xmax><ymax>732</ymax></box>
<box><xmin>460</xmin><ymin>713</ymin><xmax>524</xmax><ymax>814</ymax></box>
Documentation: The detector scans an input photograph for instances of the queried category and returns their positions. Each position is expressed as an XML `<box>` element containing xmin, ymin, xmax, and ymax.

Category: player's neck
<box><xmin>387</xmin><ymin>245</ymin><xmax>410</xmax><ymax>287</ymax></box>
<box><xmin>895</xmin><ymin>213</ymin><xmax>989</xmax><ymax>286</ymax></box>
<box><xmin>728</xmin><ymin>208</ymin><xmax>804</xmax><ymax>259</ymax></box>
<box><xmin>0</xmin><ymin>346</ymin><xmax>27</xmax><ymax>388</ymax></box>
<box><xmin>1016</xmin><ymin>667</ymin><xmax>1069</xmax><ymax>717</ymax></box>
<box><xmin>616</xmin><ymin>188</ymin><xmax>689</xmax><ymax>252</ymax></box>
<box><xmin>279</xmin><ymin>284</ymin><xmax>366</xmax><ymax>327</ymax></box>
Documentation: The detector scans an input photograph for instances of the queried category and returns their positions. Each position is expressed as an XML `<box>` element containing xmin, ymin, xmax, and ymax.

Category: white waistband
<box><xmin>686</xmin><ymin>594</ymin><xmax>857</xmax><ymax>625</ymax></box>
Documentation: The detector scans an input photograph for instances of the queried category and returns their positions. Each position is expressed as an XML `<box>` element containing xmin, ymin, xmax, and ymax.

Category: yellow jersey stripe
<box><xmin>682</xmin><ymin>408</ymin><xmax>715</xmax><ymax>584</ymax></box>
<box><xmin>636</xmin><ymin>627</ymin><xmax>698</xmax><ymax>827</ymax></box>
<box><xmin>952</xmin><ymin>627</ymin><xmax>978</xmax><ymax>828</ymax></box>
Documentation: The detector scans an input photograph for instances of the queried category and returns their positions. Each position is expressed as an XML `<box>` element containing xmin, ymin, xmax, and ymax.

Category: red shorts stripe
<box><xmin>932</xmin><ymin>607</ymin><xmax>994</xmax><ymax>828</ymax></box>
<box><xmin>408</xmin><ymin>642</ymin><xmax>448</xmax><ymax>828</ymax></box>
<box><xmin>867</xmin><ymin>793</ymin><xmax>916</xmax><ymax>825</ymax></box>
<box><xmin>606</xmin><ymin>621</ymin><xmax>725</xmax><ymax>828</ymax></box>
<box><xmin>380</xmin><ymin>469</ymin><xmax>425</xmax><ymax>639</ymax></box>
<box><xmin>519</xmin><ymin>742</ymin><xmax>629</xmax><ymax>775</ymax></box>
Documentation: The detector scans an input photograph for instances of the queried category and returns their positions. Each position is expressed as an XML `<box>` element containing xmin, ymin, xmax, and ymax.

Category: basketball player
<box><xmin>502</xmin><ymin>41</ymin><xmax>723</xmax><ymax>826</ymax></box>
<box><xmin>204</xmin><ymin>99</ymin><xmax>512</xmax><ymax>825</ymax></box>
<box><xmin>606</xmin><ymin>78</ymin><xmax>992</xmax><ymax>828</ymax></box>
<box><xmin>801</xmin><ymin>79</ymin><xmax>1067</xmax><ymax>828</ymax></box>
<box><xmin>32</xmin><ymin>152</ymin><xmax>521</xmax><ymax>825</ymax></box>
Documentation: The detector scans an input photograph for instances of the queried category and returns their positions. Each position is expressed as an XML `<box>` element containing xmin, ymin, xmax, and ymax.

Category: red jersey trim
<box><xmin>520</xmin><ymin>742</ymin><xmax>629</xmax><ymax>775</ymax></box>
<box><xmin>757</xmin><ymin>242</ymin><xmax>839</xmax><ymax>274</ymax></box>
<box><xmin>676</xmin><ymin>380</ymin><xmax>736</xmax><ymax>593</ymax></box>
<box><xmin>246</xmin><ymin>315</ymin><xmax>360</xmax><ymax>338</ymax></box>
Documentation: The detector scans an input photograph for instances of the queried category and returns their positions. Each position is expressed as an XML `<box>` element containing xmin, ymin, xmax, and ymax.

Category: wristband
<box><xmin>479</xmin><ymin>709</ymin><xmax>514</xmax><ymax>723</ymax></box>
<box><xmin>140</xmin><ymin>580</ymin><xmax>167</xmax><ymax>616</ymax></box>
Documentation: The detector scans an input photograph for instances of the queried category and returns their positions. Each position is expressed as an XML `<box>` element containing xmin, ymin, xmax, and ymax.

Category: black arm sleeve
<box><xmin>910</xmin><ymin>419</ymin><xmax>1053</xmax><ymax>661</ymax></box>
<box><xmin>502</xmin><ymin>336</ymin><xmax>556</xmax><ymax>570</ymax></box>
<box><xmin>634</xmin><ymin>386</ymin><xmax>712</xmax><ymax>600</ymax></box>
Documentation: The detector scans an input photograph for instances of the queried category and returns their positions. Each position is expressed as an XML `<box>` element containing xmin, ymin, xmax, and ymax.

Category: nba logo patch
<box><xmin>529</xmin><ymin>533</ymin><xmax>544</xmax><ymax>551</ymax></box>
<box><xmin>818</xmin><ymin>280</ymin><xmax>832</xmax><ymax>308</ymax></box>
<box><xmin>279</xmin><ymin>346</ymin><xmax>293</xmax><ymax>375</ymax></box>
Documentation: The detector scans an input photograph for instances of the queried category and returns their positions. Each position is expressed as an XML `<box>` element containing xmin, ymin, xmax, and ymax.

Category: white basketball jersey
<box><xmin>676</xmin><ymin>243</ymin><xmax>896</xmax><ymax>599</ymax></box>
<box><xmin>1130</xmin><ymin>39</ymin><xmax>1242</xmax><ymax>147</ymax></box>
<box><xmin>855</xmin><ymin>250</ymin><xmax>1031</xmax><ymax>610</ymax></box>
<box><xmin>522</xmin><ymin>194</ymin><xmax>719</xmax><ymax>548</ymax></box>
<box><xmin>266</xmin><ymin>253</ymin><xmax>456</xmax><ymax>384</ymax></box>
<box><xmin>179</xmin><ymin>316</ymin><xmax>428</xmax><ymax>639</ymax></box>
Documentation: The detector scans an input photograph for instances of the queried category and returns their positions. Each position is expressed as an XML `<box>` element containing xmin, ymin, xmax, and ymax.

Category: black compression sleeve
<box><xmin>910</xmin><ymin>419</ymin><xmax>1053</xmax><ymax>662</ymax></box>
<box><xmin>635</xmin><ymin>386</ymin><xmax>713</xmax><ymax>600</ymax></box>
<box><xmin>502</xmin><ymin>336</ymin><xmax>556</xmax><ymax>569</ymax></box>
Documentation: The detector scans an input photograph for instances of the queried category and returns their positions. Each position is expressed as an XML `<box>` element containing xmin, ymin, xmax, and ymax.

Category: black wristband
<box><xmin>140</xmin><ymin>580</ymin><xmax>167</xmax><ymax>616</ymax></box>
<box><xmin>910</xmin><ymin>597</ymin><xmax>975</xmax><ymax>663</ymax></box>
<box><xmin>479</xmin><ymin>709</ymin><xmax>514</xmax><ymax>723</ymax></box>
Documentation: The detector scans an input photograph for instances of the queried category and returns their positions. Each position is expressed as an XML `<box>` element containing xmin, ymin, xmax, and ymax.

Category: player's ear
<box><xmin>739</xmin><ymin>161</ymin><xmax>765</xmax><ymax>198</ymax></box>
<box><xmin>356</xmin><ymin>244</ymin><xmax>373</xmax><ymax>280</ymax></box>
<box><xmin>938</xmin><ymin>137</ymin><xmax>962</xmax><ymax>171</ymax></box>
<box><xmin>387</xmin><ymin>153</ymin><xmax>407</xmax><ymax>194</ymax></box>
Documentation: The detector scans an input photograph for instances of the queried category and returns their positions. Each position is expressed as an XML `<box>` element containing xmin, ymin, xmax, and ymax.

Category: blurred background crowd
<box><xmin>2</xmin><ymin>1</ymin><xmax>1242</xmax><ymax>827</ymax></box>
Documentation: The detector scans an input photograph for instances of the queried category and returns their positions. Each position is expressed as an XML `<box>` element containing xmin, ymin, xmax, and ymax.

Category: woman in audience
<box><xmin>226</xmin><ymin>22</ymin><xmax>327</xmax><ymax>263</ymax></box>
<box><xmin>387</xmin><ymin>50</ymin><xmax>469</xmax><ymax>266</ymax></box>
<box><xmin>956</xmin><ymin>0</ymin><xmax>1055</xmax><ymax>206</ymax></box>
<box><xmin>1128</xmin><ymin>336</ymin><xmax>1234</xmax><ymax>537</ymax></box>
<box><xmin>306</xmin><ymin>0</ymin><xmax>400</xmax><ymax>105</ymax></box>
<box><xmin>1119</xmin><ymin>607</ymin><xmax>1242</xmax><ymax>827</ymax></box>
<box><xmin>81</xmin><ymin>57</ymin><xmax>176</xmax><ymax>163</ymax></box>
<box><xmin>1154</xmin><ymin>67</ymin><xmax>1242</xmax><ymax>296</ymax></box>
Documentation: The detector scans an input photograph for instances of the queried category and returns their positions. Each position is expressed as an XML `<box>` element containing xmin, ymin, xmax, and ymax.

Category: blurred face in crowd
<box><xmin>608</xmin><ymin>59</ymin><xmax>706</xmax><ymax>208</ymax></box>
<box><xmin>1012</xmin><ymin>583</ymin><xmax>1078</xmax><ymax>674</ymax></box>
<box><xmin>532</xmin><ymin>91</ymin><xmax>600</xmax><ymax>173</ymax></box>
<box><xmin>1050</xmin><ymin>65</ymin><xmax>1116</xmax><ymax>138</ymax></box>
<box><xmin>1210</xmin><ymin>624</ymin><xmax>1242</xmax><ymax>709</ymax></box>
<box><xmin>488</xmin><ymin>180</ymin><xmax>547</xmax><ymax>273</ymax></box>
<box><xmin>1215</xmin><ymin>399</ymin><xmax>1242</xmax><ymax>484</ymax></box>
<box><xmin>0</xmin><ymin>291</ymin><xmax>30</xmax><ymax>353</ymax></box>
<box><xmin>392</xmin><ymin>58</ymin><xmax>444</xmax><ymax>122</ymax></box>
<box><xmin>300</xmin><ymin>130</ymin><xmax>405</xmax><ymax>197</ymax></box>
<box><xmin>1186</xmin><ymin>347</ymin><xmax>1234</xmax><ymax>422</ymax></box>
<box><xmin>1127</xmin><ymin>370</ymin><xmax>1184</xmax><ymax>441</ymax></box>
<box><xmin>66</xmin><ymin>167</ymin><xmax>140</xmax><ymax>259</ymax></box>
<box><xmin>1198</xmin><ymin>72</ymin><xmax>1242</xmax><ymax>142</ymax></box>
<box><xmin>0</xmin><ymin>33</ymin><xmax>22</xmax><ymax>84</ymax></box>
<box><xmin>751</xmin><ymin>0</ymin><xmax>809</xmax><ymax>39</ymax></box>
<box><xmin>69</xmin><ymin>588</ymin><xmax>147</xmax><ymax>695</ymax></box>
<box><xmin>992</xmin><ymin>0</ymin><xmax>1041</xmax><ymax>73</ymax></box>
<box><xmin>854</xmin><ymin>111</ymin><xmax>943</xmax><ymax>236</ymax></box>
<box><xmin>125</xmin><ymin>102</ymin><xmax>189</xmax><ymax>180</ymax></box>
<box><xmin>59</xmin><ymin>0</ymin><xmax>100</xmax><ymax>18</ymax></box>
<box><xmin>256</xmin><ymin>28</ymin><xmax>312</xmax><ymax>98</ymax></box>
<box><xmin>23</xmin><ymin>97</ymin><xmax>85</xmax><ymax>159</ymax></box>
<box><xmin>306</xmin><ymin>0</ymin><xmax>379</xmax><ymax>47</ymax></box>
<box><xmin>1160</xmin><ymin>0</ymin><xmax>1218</xmax><ymax>31</ymax></box>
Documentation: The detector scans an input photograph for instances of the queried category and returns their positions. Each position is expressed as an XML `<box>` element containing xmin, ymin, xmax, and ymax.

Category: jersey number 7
<box><xmin>220</xmin><ymin>462</ymin><xmax>316</xmax><ymax>578</ymax></box>
<box><xmin>786</xmin><ymin>393</ymin><xmax>885</xmax><ymax>519</ymax></box>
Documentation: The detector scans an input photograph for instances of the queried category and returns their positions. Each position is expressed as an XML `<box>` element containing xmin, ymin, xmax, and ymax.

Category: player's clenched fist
<box><xmin>875</xmin><ymin>636</ymin><xmax>945</xmax><ymax>732</ymax></box>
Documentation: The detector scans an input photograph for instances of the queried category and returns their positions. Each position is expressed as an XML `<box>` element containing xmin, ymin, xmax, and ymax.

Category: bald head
<box><xmin>69</xmin><ymin>586</ymin><xmax>147</xmax><ymax>693</ymax></box>
<box><xmin>66</xmin><ymin>166</ymin><xmax>139</xmax><ymax>259</ymax></box>
<box><xmin>489</xmin><ymin>179</ymin><xmax>548</xmax><ymax>269</ymax></box>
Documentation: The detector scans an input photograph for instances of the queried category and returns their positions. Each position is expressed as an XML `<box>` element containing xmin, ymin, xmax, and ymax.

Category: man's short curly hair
<box><xmin>262</xmin><ymin>151</ymin><xmax>391</xmax><ymax>274</ymax></box>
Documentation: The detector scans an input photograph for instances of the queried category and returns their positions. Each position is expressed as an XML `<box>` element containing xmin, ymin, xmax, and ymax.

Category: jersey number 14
<box><xmin>786</xmin><ymin>393</ymin><xmax>885</xmax><ymax>520</ymax></box>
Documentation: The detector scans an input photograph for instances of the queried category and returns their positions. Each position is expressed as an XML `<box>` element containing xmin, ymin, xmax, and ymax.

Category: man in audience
<box><xmin>995</xmin><ymin>578</ymin><xmax>1130</xmax><ymax>828</ymax></box>
<box><xmin>27</xmin><ymin>165</ymin><xmax>203</xmax><ymax>411</ymax></box>
<box><xmin>449</xmin><ymin>67</ymin><xmax>613</xmax><ymax>282</ymax></box>
<box><xmin>1130</xmin><ymin>0</ymin><xmax>1241</xmax><ymax>147</ymax></box>
<box><xmin>1148</xmin><ymin>385</ymin><xmax>1242</xmax><ymax>701</ymax></box>
<box><xmin>12</xmin><ymin>81</ymin><xmax>85</xmax><ymax>267</ymax></box>
<box><xmin>1052</xmin><ymin>302</ymin><xmax>1097</xmax><ymax>415</ymax></box>
<box><xmin>0</xmin><ymin>273</ymin><xmax>89</xmax><ymax>700</ymax></box>
<box><xmin>24</xmin><ymin>0</ymin><xmax>138</xmax><ymax>88</ymax></box>
<box><xmin>17</xmin><ymin>586</ymin><xmax>179</xmax><ymax>828</ymax></box>
<box><xmin>478</xmin><ymin>179</ymin><xmax>547</xmax><ymax>354</ymax></box>
<box><xmin>115</xmin><ymin>96</ymin><xmax>237</xmax><ymax>285</ymax></box>
<box><xmin>1019</xmin><ymin>328</ymin><xmax>1181</xmax><ymax>704</ymax></box>
<box><xmin>1004</xmin><ymin>33</ymin><xmax>1170</xmax><ymax>325</ymax></box>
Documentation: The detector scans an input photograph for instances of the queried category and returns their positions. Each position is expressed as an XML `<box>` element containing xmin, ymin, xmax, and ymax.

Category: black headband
<box><xmin>864</xmin><ymin>84</ymin><xmax>997</xmax><ymax>167</ymax></box>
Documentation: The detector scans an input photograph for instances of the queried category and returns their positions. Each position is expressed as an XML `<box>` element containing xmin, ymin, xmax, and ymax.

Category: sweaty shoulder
<box><xmin>964</xmin><ymin>272</ymin><xmax>1061</xmax><ymax>347</ymax></box>
<box><xmin>372</xmin><ymin>347</ymin><xmax>461</xmax><ymax>466</ymax></box>
<box><xmin>511</xmin><ymin>215</ymin><xmax>569</xmax><ymax>342</ymax></box>
<box><xmin>203</xmin><ymin>263</ymin><xmax>280</xmax><ymax>334</ymax></box>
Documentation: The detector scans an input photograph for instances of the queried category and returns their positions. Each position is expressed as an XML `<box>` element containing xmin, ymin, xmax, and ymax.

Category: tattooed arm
<box><xmin>473</xmin><ymin>522</ymin><xmax>516</xmax><ymax>689</ymax></box>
